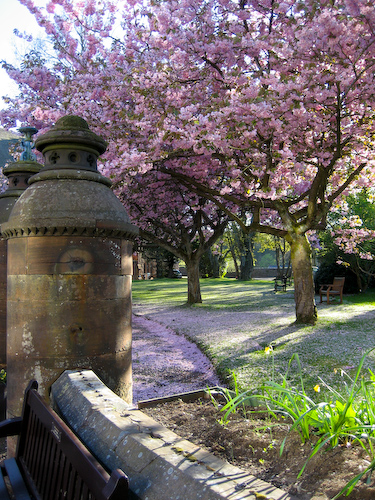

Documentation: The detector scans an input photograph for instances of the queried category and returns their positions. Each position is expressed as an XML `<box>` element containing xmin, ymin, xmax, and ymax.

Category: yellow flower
<box><xmin>314</xmin><ymin>384</ymin><xmax>320</xmax><ymax>393</ymax></box>
<box><xmin>265</xmin><ymin>346</ymin><xmax>272</xmax><ymax>355</ymax></box>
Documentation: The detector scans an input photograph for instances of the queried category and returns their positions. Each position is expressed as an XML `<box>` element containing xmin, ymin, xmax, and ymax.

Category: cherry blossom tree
<box><xmin>2</xmin><ymin>0</ymin><xmax>375</xmax><ymax>323</ymax></box>
<box><xmin>1</xmin><ymin>0</ymin><xmax>230</xmax><ymax>304</ymax></box>
<box><xmin>125</xmin><ymin>0</ymin><xmax>375</xmax><ymax>323</ymax></box>
<box><xmin>120</xmin><ymin>170</ymin><xmax>228</xmax><ymax>303</ymax></box>
<box><xmin>324</xmin><ymin>190</ymin><xmax>375</xmax><ymax>291</ymax></box>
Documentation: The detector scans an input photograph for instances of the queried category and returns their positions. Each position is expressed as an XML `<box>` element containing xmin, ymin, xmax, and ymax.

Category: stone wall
<box><xmin>51</xmin><ymin>370</ymin><xmax>295</xmax><ymax>500</ymax></box>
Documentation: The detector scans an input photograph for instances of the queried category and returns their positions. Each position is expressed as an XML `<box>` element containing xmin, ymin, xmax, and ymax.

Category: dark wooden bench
<box><xmin>319</xmin><ymin>276</ymin><xmax>345</xmax><ymax>304</ymax></box>
<box><xmin>274</xmin><ymin>274</ymin><xmax>292</xmax><ymax>292</ymax></box>
<box><xmin>0</xmin><ymin>380</ymin><xmax>129</xmax><ymax>500</ymax></box>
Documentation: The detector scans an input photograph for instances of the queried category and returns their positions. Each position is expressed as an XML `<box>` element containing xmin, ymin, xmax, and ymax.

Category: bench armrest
<box><xmin>0</xmin><ymin>417</ymin><xmax>23</xmax><ymax>438</ymax></box>
<box><xmin>102</xmin><ymin>469</ymin><xmax>129</xmax><ymax>499</ymax></box>
<box><xmin>319</xmin><ymin>284</ymin><xmax>331</xmax><ymax>291</ymax></box>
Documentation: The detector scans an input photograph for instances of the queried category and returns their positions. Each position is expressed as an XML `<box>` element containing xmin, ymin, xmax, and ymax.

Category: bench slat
<box><xmin>24</xmin><ymin>391</ymin><xmax>111</xmax><ymax>497</ymax></box>
<box><xmin>59</xmin><ymin>455</ymin><xmax>74</xmax><ymax>499</ymax></box>
<box><xmin>39</xmin><ymin>434</ymin><xmax>57</xmax><ymax>498</ymax></box>
<box><xmin>23</xmin><ymin>411</ymin><xmax>42</xmax><ymax>480</ymax></box>
<box><xmin>48</xmin><ymin>447</ymin><xmax>62</xmax><ymax>497</ymax></box>
<box><xmin>58</xmin><ymin>456</ymin><xmax>72</xmax><ymax>500</ymax></box>
<box><xmin>44</xmin><ymin>440</ymin><xmax>60</xmax><ymax>498</ymax></box>
<box><xmin>73</xmin><ymin>475</ymin><xmax>86</xmax><ymax>500</ymax></box>
<box><xmin>3</xmin><ymin>458</ymin><xmax>32</xmax><ymax>500</ymax></box>
<box><xmin>1</xmin><ymin>381</ymin><xmax>129</xmax><ymax>500</ymax></box>
<box><xmin>66</xmin><ymin>467</ymin><xmax>79</xmax><ymax>500</ymax></box>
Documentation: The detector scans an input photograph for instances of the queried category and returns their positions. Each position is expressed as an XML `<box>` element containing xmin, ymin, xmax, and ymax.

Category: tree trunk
<box><xmin>239</xmin><ymin>232</ymin><xmax>254</xmax><ymax>280</ymax></box>
<box><xmin>209</xmin><ymin>250</ymin><xmax>220</xmax><ymax>278</ymax></box>
<box><xmin>240</xmin><ymin>249</ymin><xmax>253</xmax><ymax>280</ymax></box>
<box><xmin>186</xmin><ymin>259</ymin><xmax>202</xmax><ymax>304</ymax></box>
<box><xmin>231</xmin><ymin>248</ymin><xmax>240</xmax><ymax>279</ymax></box>
<box><xmin>290</xmin><ymin>234</ymin><xmax>317</xmax><ymax>324</ymax></box>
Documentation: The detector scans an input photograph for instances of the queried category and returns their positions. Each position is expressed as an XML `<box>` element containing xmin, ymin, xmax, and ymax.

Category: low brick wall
<box><xmin>225</xmin><ymin>268</ymin><xmax>289</xmax><ymax>279</ymax></box>
<box><xmin>51</xmin><ymin>370</ymin><xmax>295</xmax><ymax>500</ymax></box>
<box><xmin>251</xmin><ymin>268</ymin><xmax>282</xmax><ymax>279</ymax></box>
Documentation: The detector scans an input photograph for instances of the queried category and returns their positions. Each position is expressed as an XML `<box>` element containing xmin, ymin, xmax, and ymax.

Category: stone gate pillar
<box><xmin>0</xmin><ymin>127</ymin><xmax>41</xmax><ymax>369</ymax></box>
<box><xmin>2</xmin><ymin>116</ymin><xmax>138</xmax><ymax>418</ymax></box>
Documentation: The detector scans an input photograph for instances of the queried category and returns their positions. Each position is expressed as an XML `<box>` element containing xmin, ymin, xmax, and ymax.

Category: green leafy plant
<box><xmin>207</xmin><ymin>370</ymin><xmax>256</xmax><ymax>424</ymax></box>
<box><xmin>210</xmin><ymin>346</ymin><xmax>375</xmax><ymax>497</ymax></box>
<box><xmin>217</xmin><ymin>348</ymin><xmax>320</xmax><ymax>442</ymax></box>
<box><xmin>261</xmin><ymin>348</ymin><xmax>375</xmax><ymax>496</ymax></box>
<box><xmin>296</xmin><ymin>349</ymin><xmax>375</xmax><ymax>497</ymax></box>
<box><xmin>259</xmin><ymin>351</ymin><xmax>317</xmax><ymax>443</ymax></box>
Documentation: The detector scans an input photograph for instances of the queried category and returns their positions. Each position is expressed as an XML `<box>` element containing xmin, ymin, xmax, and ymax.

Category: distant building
<box><xmin>133</xmin><ymin>251</ymin><xmax>157</xmax><ymax>280</ymax></box>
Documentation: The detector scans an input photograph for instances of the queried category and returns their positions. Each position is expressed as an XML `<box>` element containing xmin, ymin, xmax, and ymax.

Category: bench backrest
<box><xmin>332</xmin><ymin>277</ymin><xmax>345</xmax><ymax>290</ymax></box>
<box><xmin>17</xmin><ymin>381</ymin><xmax>128</xmax><ymax>500</ymax></box>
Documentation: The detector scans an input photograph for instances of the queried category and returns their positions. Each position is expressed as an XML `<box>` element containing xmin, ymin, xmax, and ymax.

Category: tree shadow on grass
<box><xmin>213</xmin><ymin>305</ymin><xmax>375</xmax><ymax>387</ymax></box>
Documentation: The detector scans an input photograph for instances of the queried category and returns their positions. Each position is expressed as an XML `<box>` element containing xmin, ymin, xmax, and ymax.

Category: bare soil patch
<box><xmin>143</xmin><ymin>397</ymin><xmax>375</xmax><ymax>500</ymax></box>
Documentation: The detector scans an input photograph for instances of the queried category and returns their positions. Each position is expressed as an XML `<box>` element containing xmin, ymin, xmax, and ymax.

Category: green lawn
<box><xmin>132</xmin><ymin>278</ymin><xmax>375</xmax><ymax>398</ymax></box>
<box><xmin>132</xmin><ymin>277</ymin><xmax>293</xmax><ymax>310</ymax></box>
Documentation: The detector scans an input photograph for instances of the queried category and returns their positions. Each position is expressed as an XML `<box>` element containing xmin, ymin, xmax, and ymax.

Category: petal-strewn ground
<box><xmin>132</xmin><ymin>314</ymin><xmax>221</xmax><ymax>403</ymax></box>
<box><xmin>132</xmin><ymin>279</ymin><xmax>375</xmax><ymax>401</ymax></box>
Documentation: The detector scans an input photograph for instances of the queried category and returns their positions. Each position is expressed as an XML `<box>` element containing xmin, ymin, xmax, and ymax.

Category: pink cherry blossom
<box><xmin>2</xmin><ymin>0</ymin><xmax>375</xmax><ymax>322</ymax></box>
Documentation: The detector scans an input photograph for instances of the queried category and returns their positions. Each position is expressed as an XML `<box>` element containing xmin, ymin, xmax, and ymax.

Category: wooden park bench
<box><xmin>274</xmin><ymin>274</ymin><xmax>292</xmax><ymax>292</ymax></box>
<box><xmin>0</xmin><ymin>380</ymin><xmax>129</xmax><ymax>500</ymax></box>
<box><xmin>319</xmin><ymin>276</ymin><xmax>345</xmax><ymax>304</ymax></box>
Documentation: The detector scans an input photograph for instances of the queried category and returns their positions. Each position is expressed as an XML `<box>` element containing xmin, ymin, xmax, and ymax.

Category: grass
<box><xmin>132</xmin><ymin>278</ymin><xmax>375</xmax><ymax>399</ymax></box>
<box><xmin>131</xmin><ymin>279</ymin><xmax>189</xmax><ymax>304</ymax></box>
<box><xmin>133</xmin><ymin>277</ymin><xmax>289</xmax><ymax>310</ymax></box>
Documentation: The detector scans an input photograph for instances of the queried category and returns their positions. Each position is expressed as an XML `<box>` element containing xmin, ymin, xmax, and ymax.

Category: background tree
<box><xmin>121</xmin><ymin>169</ymin><xmax>228</xmax><ymax>303</ymax></box>
<box><xmin>200</xmin><ymin>242</ymin><xmax>229</xmax><ymax>279</ymax></box>
<box><xmin>136</xmin><ymin>243</ymin><xmax>178</xmax><ymax>279</ymax></box>
<box><xmin>3</xmin><ymin>0</ymin><xmax>375</xmax><ymax>323</ymax></box>
<box><xmin>224</xmin><ymin>220</ymin><xmax>255</xmax><ymax>281</ymax></box>
<box><xmin>256</xmin><ymin>234</ymin><xmax>291</xmax><ymax>278</ymax></box>
<box><xmin>317</xmin><ymin>190</ymin><xmax>375</xmax><ymax>292</ymax></box>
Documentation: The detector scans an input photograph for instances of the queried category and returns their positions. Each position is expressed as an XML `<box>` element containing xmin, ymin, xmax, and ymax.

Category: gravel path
<box><xmin>132</xmin><ymin>314</ymin><xmax>221</xmax><ymax>403</ymax></box>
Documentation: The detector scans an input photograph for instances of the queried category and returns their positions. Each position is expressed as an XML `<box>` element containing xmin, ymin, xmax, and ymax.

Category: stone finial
<box><xmin>1</xmin><ymin>115</ymin><xmax>138</xmax><ymax>240</ymax></box>
<box><xmin>35</xmin><ymin>115</ymin><xmax>108</xmax><ymax>171</ymax></box>
<box><xmin>18</xmin><ymin>126</ymin><xmax>38</xmax><ymax>162</ymax></box>
<box><xmin>0</xmin><ymin>127</ymin><xmax>42</xmax><ymax>223</ymax></box>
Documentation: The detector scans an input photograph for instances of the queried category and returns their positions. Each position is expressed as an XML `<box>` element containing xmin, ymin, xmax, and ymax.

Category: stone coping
<box><xmin>51</xmin><ymin>370</ymin><xmax>296</xmax><ymax>500</ymax></box>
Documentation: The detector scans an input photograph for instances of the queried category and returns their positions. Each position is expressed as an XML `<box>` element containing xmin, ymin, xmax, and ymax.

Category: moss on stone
<box><xmin>54</xmin><ymin>115</ymin><xmax>90</xmax><ymax>130</ymax></box>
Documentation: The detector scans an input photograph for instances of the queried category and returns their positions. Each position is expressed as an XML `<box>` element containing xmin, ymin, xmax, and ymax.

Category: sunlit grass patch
<box><xmin>132</xmin><ymin>278</ymin><xmax>289</xmax><ymax>311</ymax></box>
<box><xmin>132</xmin><ymin>278</ymin><xmax>188</xmax><ymax>304</ymax></box>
